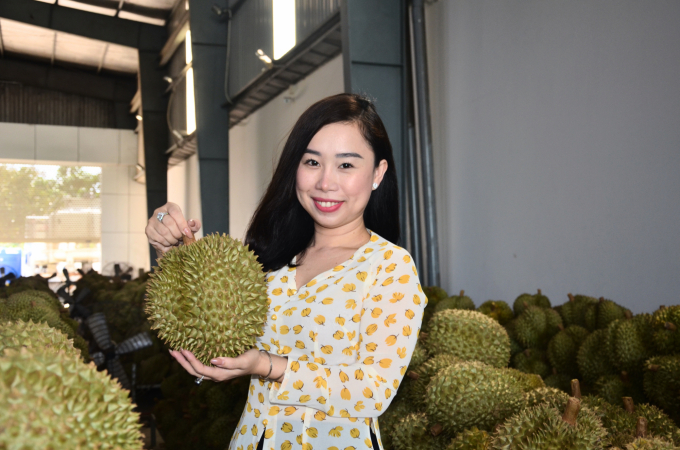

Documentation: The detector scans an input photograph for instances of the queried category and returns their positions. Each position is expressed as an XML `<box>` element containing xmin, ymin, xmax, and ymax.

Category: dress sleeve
<box><xmin>267</xmin><ymin>248</ymin><xmax>426</xmax><ymax>418</ymax></box>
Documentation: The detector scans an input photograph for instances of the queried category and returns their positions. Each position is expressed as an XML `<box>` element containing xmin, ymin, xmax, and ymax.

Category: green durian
<box><xmin>426</xmin><ymin>309</ymin><xmax>511</xmax><ymax>368</ymax></box>
<box><xmin>378</xmin><ymin>397</ymin><xmax>417</xmax><ymax>450</ymax></box>
<box><xmin>624</xmin><ymin>437</ymin><xmax>679</xmax><ymax>450</ymax></box>
<box><xmin>556</xmin><ymin>294</ymin><xmax>598</xmax><ymax>328</ymax></box>
<box><xmin>606</xmin><ymin>315</ymin><xmax>655</xmax><ymax>376</ymax></box>
<box><xmin>513</xmin><ymin>289</ymin><xmax>551</xmax><ymax>316</ymax></box>
<box><xmin>425</xmin><ymin>361</ymin><xmax>525</xmax><ymax>435</ymax></box>
<box><xmin>577</xmin><ymin>329</ymin><xmax>618</xmax><ymax>382</ymax></box>
<box><xmin>580</xmin><ymin>395</ymin><xmax>635</xmax><ymax>448</ymax></box>
<box><xmin>137</xmin><ymin>352</ymin><xmax>172</xmax><ymax>385</ymax></box>
<box><xmin>423</xmin><ymin>286</ymin><xmax>449</xmax><ymax>306</ymax></box>
<box><xmin>491</xmin><ymin>397</ymin><xmax>608</xmax><ymax>449</ymax></box>
<box><xmin>594</xmin><ymin>374</ymin><xmax>646</xmax><ymax>407</ymax></box>
<box><xmin>651</xmin><ymin>306</ymin><xmax>680</xmax><ymax>355</ymax></box>
<box><xmin>502</xmin><ymin>367</ymin><xmax>546</xmax><ymax>392</ymax></box>
<box><xmin>434</xmin><ymin>290</ymin><xmax>475</xmax><ymax>313</ymax></box>
<box><xmin>0</xmin><ymin>347</ymin><xmax>143</xmax><ymax>449</ymax></box>
<box><xmin>406</xmin><ymin>353</ymin><xmax>462</xmax><ymax>408</ymax></box>
<box><xmin>392</xmin><ymin>412</ymin><xmax>437</xmax><ymax>450</ymax></box>
<box><xmin>0</xmin><ymin>320</ymin><xmax>80</xmax><ymax>358</ymax></box>
<box><xmin>477</xmin><ymin>300</ymin><xmax>514</xmax><ymax>325</ymax></box>
<box><xmin>511</xmin><ymin>348</ymin><xmax>551</xmax><ymax>378</ymax></box>
<box><xmin>523</xmin><ymin>387</ymin><xmax>570</xmax><ymax>409</ymax></box>
<box><xmin>544</xmin><ymin>372</ymin><xmax>573</xmax><ymax>393</ymax></box>
<box><xmin>584</xmin><ymin>297</ymin><xmax>631</xmax><ymax>331</ymax></box>
<box><xmin>145</xmin><ymin>233</ymin><xmax>269</xmax><ymax>365</ymax></box>
<box><xmin>446</xmin><ymin>427</ymin><xmax>490</xmax><ymax>450</ymax></box>
<box><xmin>407</xmin><ymin>340</ymin><xmax>430</xmax><ymax>372</ymax></box>
<box><xmin>643</xmin><ymin>355</ymin><xmax>680</xmax><ymax>418</ymax></box>
<box><xmin>514</xmin><ymin>305</ymin><xmax>563</xmax><ymax>349</ymax></box>
<box><xmin>547</xmin><ymin>325</ymin><xmax>590</xmax><ymax>375</ymax></box>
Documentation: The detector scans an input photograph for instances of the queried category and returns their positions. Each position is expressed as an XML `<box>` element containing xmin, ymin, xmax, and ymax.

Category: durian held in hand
<box><xmin>145</xmin><ymin>232</ymin><xmax>269</xmax><ymax>366</ymax></box>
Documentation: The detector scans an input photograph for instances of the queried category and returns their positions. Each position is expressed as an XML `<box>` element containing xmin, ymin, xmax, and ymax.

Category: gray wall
<box><xmin>425</xmin><ymin>1</ymin><xmax>680</xmax><ymax>313</ymax></box>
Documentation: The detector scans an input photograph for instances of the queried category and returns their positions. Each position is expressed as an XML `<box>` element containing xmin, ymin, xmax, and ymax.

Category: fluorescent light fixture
<box><xmin>186</xmin><ymin>30</ymin><xmax>196</xmax><ymax>134</ymax></box>
<box><xmin>273</xmin><ymin>0</ymin><xmax>295</xmax><ymax>60</ymax></box>
<box><xmin>135</xmin><ymin>114</ymin><xmax>142</xmax><ymax>121</ymax></box>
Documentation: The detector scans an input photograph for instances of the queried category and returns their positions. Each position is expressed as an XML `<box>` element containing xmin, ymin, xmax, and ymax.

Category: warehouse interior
<box><xmin>1</xmin><ymin>1</ymin><xmax>679</xmax><ymax>449</ymax></box>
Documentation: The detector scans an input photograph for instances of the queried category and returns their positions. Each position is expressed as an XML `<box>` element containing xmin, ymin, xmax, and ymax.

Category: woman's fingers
<box><xmin>166</xmin><ymin>203</ymin><xmax>193</xmax><ymax>239</ymax></box>
<box><xmin>187</xmin><ymin>218</ymin><xmax>202</xmax><ymax>234</ymax></box>
<box><xmin>181</xmin><ymin>350</ymin><xmax>247</xmax><ymax>381</ymax></box>
<box><xmin>170</xmin><ymin>350</ymin><xmax>214</xmax><ymax>380</ymax></box>
<box><xmin>158</xmin><ymin>213</ymin><xmax>184</xmax><ymax>242</ymax></box>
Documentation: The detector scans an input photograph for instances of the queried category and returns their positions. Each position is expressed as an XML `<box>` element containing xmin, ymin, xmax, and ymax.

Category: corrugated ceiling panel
<box><xmin>296</xmin><ymin>0</ymin><xmax>340</xmax><ymax>43</ymax></box>
<box><xmin>0</xmin><ymin>19</ymin><xmax>55</xmax><ymax>61</ymax></box>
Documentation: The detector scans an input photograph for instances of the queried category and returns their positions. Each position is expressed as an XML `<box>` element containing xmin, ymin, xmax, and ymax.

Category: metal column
<box><xmin>341</xmin><ymin>0</ymin><xmax>408</xmax><ymax>245</ymax></box>
<box><xmin>187</xmin><ymin>0</ymin><xmax>231</xmax><ymax>236</ymax></box>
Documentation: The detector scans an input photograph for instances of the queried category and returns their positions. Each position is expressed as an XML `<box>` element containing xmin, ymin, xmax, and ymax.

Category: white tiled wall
<box><xmin>0</xmin><ymin>122</ymin><xmax>150</xmax><ymax>273</ymax></box>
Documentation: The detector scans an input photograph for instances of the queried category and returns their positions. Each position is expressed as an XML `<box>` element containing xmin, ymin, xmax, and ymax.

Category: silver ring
<box><xmin>157</xmin><ymin>211</ymin><xmax>168</xmax><ymax>223</ymax></box>
<box><xmin>195</xmin><ymin>375</ymin><xmax>204</xmax><ymax>385</ymax></box>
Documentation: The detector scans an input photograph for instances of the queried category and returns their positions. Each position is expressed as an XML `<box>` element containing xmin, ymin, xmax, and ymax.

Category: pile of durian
<box><xmin>379</xmin><ymin>288</ymin><xmax>680</xmax><ymax>449</ymax></box>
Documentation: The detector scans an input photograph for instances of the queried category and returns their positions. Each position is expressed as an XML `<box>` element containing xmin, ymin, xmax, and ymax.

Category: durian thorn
<box><xmin>623</xmin><ymin>397</ymin><xmax>635</xmax><ymax>414</ymax></box>
<box><xmin>182</xmin><ymin>234</ymin><xmax>196</xmax><ymax>245</ymax></box>
<box><xmin>647</xmin><ymin>364</ymin><xmax>660</xmax><ymax>372</ymax></box>
<box><xmin>459</xmin><ymin>290</ymin><xmax>465</xmax><ymax>297</ymax></box>
<box><xmin>419</xmin><ymin>332</ymin><xmax>428</xmax><ymax>340</ymax></box>
<box><xmin>568</xmin><ymin>293</ymin><xmax>575</xmax><ymax>302</ymax></box>
<box><xmin>429</xmin><ymin>424</ymin><xmax>443</xmax><ymax>437</ymax></box>
<box><xmin>635</xmin><ymin>417</ymin><xmax>648</xmax><ymax>438</ymax></box>
<box><xmin>406</xmin><ymin>371</ymin><xmax>419</xmax><ymax>380</ymax></box>
<box><xmin>537</xmin><ymin>289</ymin><xmax>542</xmax><ymax>295</ymax></box>
<box><xmin>571</xmin><ymin>379</ymin><xmax>582</xmax><ymax>399</ymax></box>
<box><xmin>558</xmin><ymin>324</ymin><xmax>565</xmax><ymax>331</ymax></box>
<box><xmin>562</xmin><ymin>398</ymin><xmax>581</xmax><ymax>427</ymax></box>
<box><xmin>665</xmin><ymin>322</ymin><xmax>677</xmax><ymax>331</ymax></box>
<box><xmin>624</xmin><ymin>310</ymin><xmax>633</xmax><ymax>320</ymax></box>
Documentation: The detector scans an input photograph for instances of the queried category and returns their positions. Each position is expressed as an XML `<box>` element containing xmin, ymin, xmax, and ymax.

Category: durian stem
<box><xmin>624</xmin><ymin>310</ymin><xmax>633</xmax><ymax>319</ymax></box>
<box><xmin>599</xmin><ymin>297</ymin><xmax>605</xmax><ymax>303</ymax></box>
<box><xmin>524</xmin><ymin>349</ymin><xmax>532</xmax><ymax>358</ymax></box>
<box><xmin>665</xmin><ymin>322</ymin><xmax>677</xmax><ymax>331</ymax></box>
<box><xmin>459</xmin><ymin>290</ymin><xmax>465</xmax><ymax>297</ymax></box>
<box><xmin>623</xmin><ymin>397</ymin><xmax>635</xmax><ymax>414</ymax></box>
<box><xmin>620</xmin><ymin>371</ymin><xmax>630</xmax><ymax>384</ymax></box>
<box><xmin>182</xmin><ymin>235</ymin><xmax>196</xmax><ymax>245</ymax></box>
<box><xmin>659</xmin><ymin>305</ymin><xmax>666</xmax><ymax>310</ymax></box>
<box><xmin>406</xmin><ymin>371</ymin><xmax>419</xmax><ymax>380</ymax></box>
<box><xmin>647</xmin><ymin>364</ymin><xmax>660</xmax><ymax>372</ymax></box>
<box><xmin>419</xmin><ymin>332</ymin><xmax>429</xmax><ymax>340</ymax></box>
<box><xmin>430</xmin><ymin>424</ymin><xmax>443</xmax><ymax>437</ymax></box>
<box><xmin>571</xmin><ymin>379</ymin><xmax>582</xmax><ymax>399</ymax></box>
<box><xmin>562</xmin><ymin>398</ymin><xmax>581</xmax><ymax>427</ymax></box>
<box><xmin>635</xmin><ymin>417</ymin><xmax>648</xmax><ymax>438</ymax></box>
<box><xmin>558</xmin><ymin>324</ymin><xmax>565</xmax><ymax>331</ymax></box>
<box><xmin>568</xmin><ymin>293</ymin><xmax>575</xmax><ymax>302</ymax></box>
<box><xmin>537</xmin><ymin>289</ymin><xmax>542</xmax><ymax>295</ymax></box>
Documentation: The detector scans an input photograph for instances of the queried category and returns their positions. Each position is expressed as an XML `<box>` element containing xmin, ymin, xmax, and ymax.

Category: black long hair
<box><xmin>244</xmin><ymin>93</ymin><xmax>400</xmax><ymax>272</ymax></box>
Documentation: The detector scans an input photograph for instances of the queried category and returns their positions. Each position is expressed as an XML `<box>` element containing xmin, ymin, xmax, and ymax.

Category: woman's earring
<box><xmin>372</xmin><ymin>183</ymin><xmax>378</xmax><ymax>190</ymax></box>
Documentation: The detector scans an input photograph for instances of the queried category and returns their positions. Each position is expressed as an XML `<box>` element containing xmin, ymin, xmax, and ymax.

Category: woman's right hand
<box><xmin>145</xmin><ymin>202</ymin><xmax>202</xmax><ymax>257</ymax></box>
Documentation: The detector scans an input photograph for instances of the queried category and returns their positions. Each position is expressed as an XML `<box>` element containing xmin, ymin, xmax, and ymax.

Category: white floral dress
<box><xmin>228</xmin><ymin>230</ymin><xmax>426</xmax><ymax>450</ymax></box>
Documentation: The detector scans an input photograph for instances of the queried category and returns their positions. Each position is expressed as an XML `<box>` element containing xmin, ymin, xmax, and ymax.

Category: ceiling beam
<box><xmin>0</xmin><ymin>0</ymin><xmax>166</xmax><ymax>50</ymax></box>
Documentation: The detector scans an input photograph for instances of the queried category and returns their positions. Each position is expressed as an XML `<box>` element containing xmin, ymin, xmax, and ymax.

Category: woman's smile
<box><xmin>313</xmin><ymin>198</ymin><xmax>344</xmax><ymax>212</ymax></box>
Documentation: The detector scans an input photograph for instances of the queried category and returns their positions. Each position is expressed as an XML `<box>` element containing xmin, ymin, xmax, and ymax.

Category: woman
<box><xmin>145</xmin><ymin>93</ymin><xmax>425</xmax><ymax>450</ymax></box>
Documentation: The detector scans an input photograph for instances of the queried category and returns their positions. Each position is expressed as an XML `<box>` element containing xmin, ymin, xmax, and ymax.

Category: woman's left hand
<box><xmin>169</xmin><ymin>347</ymin><xmax>263</xmax><ymax>382</ymax></box>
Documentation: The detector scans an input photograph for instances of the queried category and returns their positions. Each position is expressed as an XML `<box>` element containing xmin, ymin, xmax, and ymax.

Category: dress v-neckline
<box><xmin>288</xmin><ymin>229</ymin><xmax>374</xmax><ymax>292</ymax></box>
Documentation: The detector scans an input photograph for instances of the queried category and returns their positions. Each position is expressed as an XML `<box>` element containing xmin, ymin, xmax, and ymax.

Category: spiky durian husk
<box><xmin>145</xmin><ymin>233</ymin><xmax>268</xmax><ymax>365</ymax></box>
<box><xmin>446</xmin><ymin>427</ymin><xmax>490</xmax><ymax>450</ymax></box>
<box><xmin>491</xmin><ymin>401</ymin><xmax>608</xmax><ymax>449</ymax></box>
<box><xmin>581</xmin><ymin>395</ymin><xmax>635</xmax><ymax>447</ymax></box>
<box><xmin>426</xmin><ymin>309</ymin><xmax>511</xmax><ymax>368</ymax></box>
<box><xmin>477</xmin><ymin>300</ymin><xmax>514</xmax><ymax>325</ymax></box>
<box><xmin>407</xmin><ymin>353</ymin><xmax>462</xmax><ymax>407</ymax></box>
<box><xmin>502</xmin><ymin>367</ymin><xmax>545</xmax><ymax>393</ymax></box>
<box><xmin>556</xmin><ymin>294</ymin><xmax>598</xmax><ymax>328</ymax></box>
<box><xmin>0</xmin><ymin>320</ymin><xmax>80</xmax><ymax>358</ymax></box>
<box><xmin>425</xmin><ymin>361</ymin><xmax>525</xmax><ymax>435</ymax></box>
<box><xmin>547</xmin><ymin>325</ymin><xmax>590</xmax><ymax>375</ymax></box>
<box><xmin>423</xmin><ymin>286</ymin><xmax>448</xmax><ymax>306</ymax></box>
<box><xmin>392</xmin><ymin>412</ymin><xmax>434</xmax><ymax>450</ymax></box>
<box><xmin>513</xmin><ymin>290</ymin><xmax>551</xmax><ymax>316</ymax></box>
<box><xmin>651</xmin><ymin>306</ymin><xmax>680</xmax><ymax>355</ymax></box>
<box><xmin>514</xmin><ymin>305</ymin><xmax>563</xmax><ymax>350</ymax></box>
<box><xmin>624</xmin><ymin>437</ymin><xmax>680</xmax><ymax>450</ymax></box>
<box><xmin>523</xmin><ymin>387</ymin><xmax>570</xmax><ymax>409</ymax></box>
<box><xmin>584</xmin><ymin>298</ymin><xmax>629</xmax><ymax>331</ymax></box>
<box><xmin>643</xmin><ymin>355</ymin><xmax>680</xmax><ymax>418</ymax></box>
<box><xmin>407</xmin><ymin>340</ymin><xmax>429</xmax><ymax>372</ymax></box>
<box><xmin>0</xmin><ymin>347</ymin><xmax>143</xmax><ymax>449</ymax></box>
<box><xmin>511</xmin><ymin>348</ymin><xmax>551</xmax><ymax>378</ymax></box>
<box><xmin>376</xmin><ymin>397</ymin><xmax>415</xmax><ymax>450</ymax></box>
<box><xmin>577</xmin><ymin>329</ymin><xmax>618</xmax><ymax>382</ymax></box>
<box><xmin>605</xmin><ymin>315</ymin><xmax>655</xmax><ymax>376</ymax></box>
<box><xmin>434</xmin><ymin>290</ymin><xmax>475</xmax><ymax>313</ymax></box>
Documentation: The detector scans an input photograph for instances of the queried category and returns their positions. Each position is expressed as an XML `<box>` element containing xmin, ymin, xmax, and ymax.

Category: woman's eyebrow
<box><xmin>303</xmin><ymin>149</ymin><xmax>364</xmax><ymax>159</ymax></box>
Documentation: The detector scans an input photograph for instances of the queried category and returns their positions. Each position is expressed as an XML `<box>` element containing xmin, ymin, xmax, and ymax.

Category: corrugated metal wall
<box><xmin>0</xmin><ymin>82</ymin><xmax>117</xmax><ymax>128</ymax></box>
<box><xmin>227</xmin><ymin>0</ymin><xmax>340</xmax><ymax>98</ymax></box>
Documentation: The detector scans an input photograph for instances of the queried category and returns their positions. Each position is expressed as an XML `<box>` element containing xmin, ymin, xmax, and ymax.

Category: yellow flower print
<box><xmin>268</xmin><ymin>406</ymin><xmax>281</xmax><ymax>415</ymax></box>
<box><xmin>385</xmin><ymin>263</ymin><xmax>397</xmax><ymax>273</ymax></box>
<box><xmin>347</xmin><ymin>330</ymin><xmax>356</xmax><ymax>340</ymax></box>
<box><xmin>314</xmin><ymin>315</ymin><xmax>326</xmax><ymax>326</ymax></box>
<box><xmin>298</xmin><ymin>291</ymin><xmax>310</xmax><ymax>300</ymax></box>
<box><xmin>365</xmin><ymin>342</ymin><xmax>377</xmax><ymax>352</ymax></box>
<box><xmin>240</xmin><ymin>425</ymin><xmax>247</xmax><ymax>435</ymax></box>
<box><xmin>305</xmin><ymin>295</ymin><xmax>316</xmax><ymax>303</ymax></box>
<box><xmin>281</xmin><ymin>441</ymin><xmax>292</xmax><ymax>450</ymax></box>
<box><xmin>375</xmin><ymin>402</ymin><xmax>383</xmax><ymax>411</ymax></box>
<box><xmin>398</xmin><ymin>275</ymin><xmax>410</xmax><ymax>284</ymax></box>
<box><xmin>346</xmin><ymin>299</ymin><xmax>357</xmax><ymax>309</ymax></box>
<box><xmin>279</xmin><ymin>325</ymin><xmax>290</xmax><ymax>334</ymax></box>
<box><xmin>384</xmin><ymin>250</ymin><xmax>393</xmax><ymax>259</ymax></box>
<box><xmin>384</xmin><ymin>314</ymin><xmax>397</xmax><ymax>327</ymax></box>
<box><xmin>393</xmin><ymin>379</ymin><xmax>400</xmax><ymax>389</ymax></box>
<box><xmin>301</xmin><ymin>308</ymin><xmax>311</xmax><ymax>317</ymax></box>
<box><xmin>293</xmin><ymin>325</ymin><xmax>304</xmax><ymax>334</ymax></box>
<box><xmin>385</xmin><ymin>335</ymin><xmax>398</xmax><ymax>346</ymax></box>
<box><xmin>362</xmin><ymin>387</ymin><xmax>374</xmax><ymax>399</ymax></box>
<box><xmin>279</xmin><ymin>346</ymin><xmax>292</xmax><ymax>355</ymax></box>
<box><xmin>363</xmin><ymin>356</ymin><xmax>374</xmax><ymax>364</ymax></box>
<box><xmin>272</xmin><ymin>288</ymin><xmax>283</xmax><ymax>296</ymax></box>
<box><xmin>317</xmin><ymin>396</ymin><xmax>327</xmax><ymax>404</ymax></box>
<box><xmin>290</xmin><ymin>361</ymin><xmax>300</xmax><ymax>372</ymax></box>
<box><xmin>329</xmin><ymin>427</ymin><xmax>343</xmax><ymax>437</ymax></box>
<box><xmin>267</xmin><ymin>275</ymin><xmax>275</xmax><ymax>282</ymax></box>
<box><xmin>306</xmin><ymin>362</ymin><xmax>319</xmax><ymax>370</ymax></box>
<box><xmin>333</xmin><ymin>265</ymin><xmax>345</xmax><ymax>272</ymax></box>
<box><xmin>309</xmin><ymin>331</ymin><xmax>318</xmax><ymax>341</ymax></box>
<box><xmin>366</xmin><ymin>324</ymin><xmax>378</xmax><ymax>335</ymax></box>
<box><xmin>306</xmin><ymin>428</ymin><xmax>318</xmax><ymax>438</ymax></box>
<box><xmin>314</xmin><ymin>410</ymin><xmax>327</xmax><ymax>421</ymax></box>
<box><xmin>281</xmin><ymin>276</ymin><xmax>288</xmax><ymax>283</ymax></box>
<box><xmin>364</xmin><ymin>247</ymin><xmax>373</xmax><ymax>254</ymax></box>
<box><xmin>379</xmin><ymin>359</ymin><xmax>392</xmax><ymax>368</ymax></box>
<box><xmin>313</xmin><ymin>376</ymin><xmax>327</xmax><ymax>388</ymax></box>
<box><xmin>405</xmin><ymin>309</ymin><xmax>415</xmax><ymax>319</ymax></box>
<box><xmin>381</xmin><ymin>277</ymin><xmax>394</xmax><ymax>286</ymax></box>
<box><xmin>258</xmin><ymin>393</ymin><xmax>264</xmax><ymax>403</ymax></box>
<box><xmin>385</xmin><ymin>387</ymin><xmax>392</xmax><ymax>398</ymax></box>
<box><xmin>356</xmin><ymin>271</ymin><xmax>367</xmax><ymax>281</ymax></box>
<box><xmin>354</xmin><ymin>401</ymin><xmax>365</xmax><ymax>412</ymax></box>
<box><xmin>335</xmin><ymin>315</ymin><xmax>345</xmax><ymax>325</ymax></box>
<box><xmin>352</xmin><ymin>314</ymin><xmax>361</xmax><ymax>323</ymax></box>
<box><xmin>403</xmin><ymin>254</ymin><xmax>411</xmax><ymax>262</ymax></box>
<box><xmin>334</xmin><ymin>276</ymin><xmax>344</xmax><ymax>284</ymax></box>
<box><xmin>305</xmin><ymin>279</ymin><xmax>317</xmax><ymax>287</ymax></box>
<box><xmin>293</xmin><ymin>380</ymin><xmax>304</xmax><ymax>390</ymax></box>
<box><xmin>277</xmin><ymin>391</ymin><xmax>289</xmax><ymax>400</ymax></box>
<box><xmin>295</xmin><ymin>340</ymin><xmax>306</xmax><ymax>349</ymax></box>
<box><xmin>350</xmin><ymin>428</ymin><xmax>361</xmax><ymax>438</ymax></box>
<box><xmin>328</xmin><ymin>405</ymin><xmax>335</xmax><ymax>415</ymax></box>
<box><xmin>265</xmin><ymin>429</ymin><xmax>274</xmax><ymax>439</ymax></box>
<box><xmin>287</xmin><ymin>288</ymin><xmax>296</xmax><ymax>296</ymax></box>
<box><xmin>370</xmin><ymin>308</ymin><xmax>382</xmax><ymax>318</ymax></box>
<box><xmin>319</xmin><ymin>344</ymin><xmax>332</xmax><ymax>354</ymax></box>
<box><xmin>333</xmin><ymin>330</ymin><xmax>344</xmax><ymax>340</ymax></box>
<box><xmin>284</xmin><ymin>406</ymin><xmax>298</xmax><ymax>416</ymax></box>
<box><xmin>403</xmin><ymin>325</ymin><xmax>412</xmax><ymax>337</ymax></box>
<box><xmin>342</xmin><ymin>283</ymin><xmax>356</xmax><ymax>293</ymax></box>
<box><xmin>316</xmin><ymin>284</ymin><xmax>328</xmax><ymax>293</ymax></box>
<box><xmin>397</xmin><ymin>347</ymin><xmax>407</xmax><ymax>358</ymax></box>
<box><xmin>390</xmin><ymin>292</ymin><xmax>404</xmax><ymax>303</ymax></box>
<box><xmin>339</xmin><ymin>409</ymin><xmax>351</xmax><ymax>418</ymax></box>
<box><xmin>321</xmin><ymin>297</ymin><xmax>334</xmax><ymax>305</ymax></box>
<box><xmin>254</xmin><ymin>408</ymin><xmax>261</xmax><ymax>418</ymax></box>
<box><xmin>371</xmin><ymin>294</ymin><xmax>382</xmax><ymax>302</ymax></box>
<box><xmin>299</xmin><ymin>395</ymin><xmax>311</xmax><ymax>402</ymax></box>
<box><xmin>412</xmin><ymin>265</ymin><xmax>418</xmax><ymax>276</ymax></box>
<box><xmin>339</xmin><ymin>370</ymin><xmax>349</xmax><ymax>382</ymax></box>
<box><xmin>355</xmin><ymin>368</ymin><xmax>364</xmax><ymax>380</ymax></box>
<box><xmin>283</xmin><ymin>307</ymin><xmax>297</xmax><ymax>316</ymax></box>
<box><xmin>341</xmin><ymin>386</ymin><xmax>352</xmax><ymax>400</ymax></box>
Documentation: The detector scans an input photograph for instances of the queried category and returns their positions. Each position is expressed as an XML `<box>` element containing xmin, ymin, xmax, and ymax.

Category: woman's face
<box><xmin>296</xmin><ymin>122</ymin><xmax>388</xmax><ymax>232</ymax></box>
